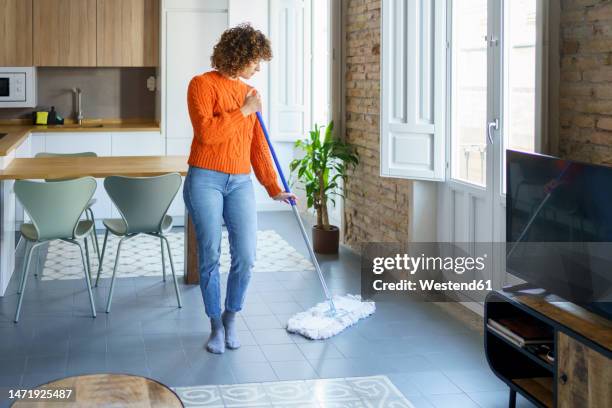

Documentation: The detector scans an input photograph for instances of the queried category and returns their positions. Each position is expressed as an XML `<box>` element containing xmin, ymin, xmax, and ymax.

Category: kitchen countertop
<box><xmin>0</xmin><ymin>121</ymin><xmax>160</xmax><ymax>157</ymax></box>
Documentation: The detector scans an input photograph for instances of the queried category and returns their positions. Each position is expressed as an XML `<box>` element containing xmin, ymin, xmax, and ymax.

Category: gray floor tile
<box><xmin>69</xmin><ymin>335</ymin><xmax>107</xmax><ymax>353</ymax></box>
<box><xmin>402</xmin><ymin>372</ymin><xmax>462</xmax><ymax>395</ymax></box>
<box><xmin>271</xmin><ymin>361</ymin><xmax>318</xmax><ymax>380</ymax></box>
<box><xmin>268</xmin><ymin>301</ymin><xmax>304</xmax><ymax>315</ymax></box>
<box><xmin>404</xmin><ymin>395</ymin><xmax>435</xmax><ymax>408</ymax></box>
<box><xmin>66</xmin><ymin>352</ymin><xmax>107</xmax><ymax>376</ymax></box>
<box><xmin>0</xmin><ymin>357</ymin><xmax>26</xmax><ymax>376</ymax></box>
<box><xmin>143</xmin><ymin>333</ymin><xmax>183</xmax><ymax>351</ymax></box>
<box><xmin>106</xmin><ymin>334</ymin><xmax>145</xmax><ymax>353</ymax></box>
<box><xmin>385</xmin><ymin>373</ymin><xmax>423</xmax><ymax>398</ymax></box>
<box><xmin>231</xmin><ymin>362</ymin><xmax>278</xmax><ymax>383</ymax></box>
<box><xmin>222</xmin><ymin>345</ymin><xmax>268</xmax><ymax>365</ymax></box>
<box><xmin>444</xmin><ymin>369</ymin><xmax>507</xmax><ymax>393</ymax></box>
<box><xmin>252</xmin><ymin>329</ymin><xmax>295</xmax><ymax>345</ymax></box>
<box><xmin>426</xmin><ymin>393</ymin><xmax>480</xmax><ymax>408</ymax></box>
<box><xmin>310</xmin><ymin>358</ymin><xmax>359</xmax><ymax>379</ymax></box>
<box><xmin>106</xmin><ymin>352</ymin><xmax>149</xmax><ymax>376</ymax></box>
<box><xmin>241</xmin><ymin>303</ymin><xmax>273</xmax><ymax>316</ymax></box>
<box><xmin>235</xmin><ymin>330</ymin><xmax>257</xmax><ymax>346</ymax></box>
<box><xmin>298</xmin><ymin>342</ymin><xmax>343</xmax><ymax>360</ymax></box>
<box><xmin>179</xmin><ymin>333</ymin><xmax>207</xmax><ymax>349</ymax></box>
<box><xmin>261</xmin><ymin>344</ymin><xmax>306</xmax><ymax>362</ymax></box>
<box><xmin>245</xmin><ymin>315</ymin><xmax>284</xmax><ymax>330</ymax></box>
<box><xmin>24</xmin><ymin>354</ymin><xmax>68</xmax><ymax>375</ymax></box>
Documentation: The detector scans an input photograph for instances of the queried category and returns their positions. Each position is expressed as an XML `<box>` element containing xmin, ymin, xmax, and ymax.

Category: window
<box><xmin>450</xmin><ymin>0</ymin><xmax>488</xmax><ymax>186</ymax></box>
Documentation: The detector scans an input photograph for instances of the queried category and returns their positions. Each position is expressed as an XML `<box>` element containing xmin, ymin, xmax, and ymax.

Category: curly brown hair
<box><xmin>211</xmin><ymin>24</ymin><xmax>273</xmax><ymax>77</ymax></box>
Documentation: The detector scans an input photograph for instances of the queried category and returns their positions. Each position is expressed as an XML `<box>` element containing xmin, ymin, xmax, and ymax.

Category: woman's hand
<box><xmin>241</xmin><ymin>88</ymin><xmax>262</xmax><ymax>117</ymax></box>
<box><xmin>273</xmin><ymin>192</ymin><xmax>298</xmax><ymax>204</ymax></box>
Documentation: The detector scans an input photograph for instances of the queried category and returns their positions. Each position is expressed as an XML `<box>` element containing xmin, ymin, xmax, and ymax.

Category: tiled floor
<box><xmin>0</xmin><ymin>212</ymin><xmax>537</xmax><ymax>408</ymax></box>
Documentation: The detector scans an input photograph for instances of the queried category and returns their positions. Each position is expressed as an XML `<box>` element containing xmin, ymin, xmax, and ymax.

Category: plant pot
<box><xmin>312</xmin><ymin>225</ymin><xmax>340</xmax><ymax>254</ymax></box>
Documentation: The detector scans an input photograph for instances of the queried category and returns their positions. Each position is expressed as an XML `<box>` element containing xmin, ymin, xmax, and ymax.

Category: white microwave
<box><xmin>0</xmin><ymin>67</ymin><xmax>37</xmax><ymax>108</ymax></box>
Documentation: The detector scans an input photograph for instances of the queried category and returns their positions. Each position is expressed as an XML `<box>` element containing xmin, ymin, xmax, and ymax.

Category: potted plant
<box><xmin>290</xmin><ymin>121</ymin><xmax>359</xmax><ymax>254</ymax></box>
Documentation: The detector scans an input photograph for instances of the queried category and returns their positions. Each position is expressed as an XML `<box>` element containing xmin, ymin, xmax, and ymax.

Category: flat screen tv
<box><xmin>506</xmin><ymin>150</ymin><xmax>612</xmax><ymax>320</ymax></box>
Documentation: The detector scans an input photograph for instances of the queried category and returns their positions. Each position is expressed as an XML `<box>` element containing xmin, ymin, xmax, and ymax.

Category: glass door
<box><xmin>441</xmin><ymin>0</ymin><xmax>544</xmax><ymax>297</ymax></box>
<box><xmin>493</xmin><ymin>0</ymin><xmax>542</xmax><ymax>287</ymax></box>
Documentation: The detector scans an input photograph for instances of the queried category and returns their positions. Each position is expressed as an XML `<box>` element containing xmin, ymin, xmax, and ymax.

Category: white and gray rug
<box><xmin>173</xmin><ymin>376</ymin><xmax>414</xmax><ymax>408</ymax></box>
<box><xmin>41</xmin><ymin>230</ymin><xmax>314</xmax><ymax>280</ymax></box>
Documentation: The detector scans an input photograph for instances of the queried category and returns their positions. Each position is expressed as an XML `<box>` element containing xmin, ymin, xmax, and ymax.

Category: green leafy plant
<box><xmin>290</xmin><ymin>121</ymin><xmax>359</xmax><ymax>230</ymax></box>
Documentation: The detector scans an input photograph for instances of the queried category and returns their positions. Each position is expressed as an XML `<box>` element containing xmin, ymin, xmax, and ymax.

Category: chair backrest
<box><xmin>104</xmin><ymin>173</ymin><xmax>181</xmax><ymax>234</ymax></box>
<box><xmin>15</xmin><ymin>177</ymin><xmax>97</xmax><ymax>241</ymax></box>
<box><xmin>35</xmin><ymin>152</ymin><xmax>98</xmax><ymax>158</ymax></box>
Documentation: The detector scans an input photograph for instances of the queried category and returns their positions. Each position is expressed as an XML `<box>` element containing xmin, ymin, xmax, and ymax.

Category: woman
<box><xmin>184</xmin><ymin>24</ymin><xmax>296</xmax><ymax>354</ymax></box>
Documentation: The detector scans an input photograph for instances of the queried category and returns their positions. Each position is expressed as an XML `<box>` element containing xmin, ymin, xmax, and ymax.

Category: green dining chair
<box><xmin>14</xmin><ymin>177</ymin><xmax>98</xmax><ymax>323</ymax></box>
<box><xmin>96</xmin><ymin>173</ymin><xmax>183</xmax><ymax>313</ymax></box>
<box><xmin>35</xmin><ymin>152</ymin><xmax>101</xmax><ymax>272</ymax></box>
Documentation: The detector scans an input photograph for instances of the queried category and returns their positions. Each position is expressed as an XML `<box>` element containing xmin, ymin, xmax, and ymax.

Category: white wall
<box><xmin>230</xmin><ymin>0</ymin><xmax>294</xmax><ymax>211</ymax></box>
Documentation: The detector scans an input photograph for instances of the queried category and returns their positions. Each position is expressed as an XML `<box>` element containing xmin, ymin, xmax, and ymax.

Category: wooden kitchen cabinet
<box><xmin>33</xmin><ymin>0</ymin><xmax>97</xmax><ymax>66</ymax></box>
<box><xmin>97</xmin><ymin>0</ymin><xmax>159</xmax><ymax>67</ymax></box>
<box><xmin>558</xmin><ymin>332</ymin><xmax>611</xmax><ymax>408</ymax></box>
<box><xmin>0</xmin><ymin>0</ymin><xmax>33</xmax><ymax>66</ymax></box>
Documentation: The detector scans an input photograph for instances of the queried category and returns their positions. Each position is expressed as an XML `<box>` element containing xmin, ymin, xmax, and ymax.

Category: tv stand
<box><xmin>484</xmin><ymin>291</ymin><xmax>611</xmax><ymax>408</ymax></box>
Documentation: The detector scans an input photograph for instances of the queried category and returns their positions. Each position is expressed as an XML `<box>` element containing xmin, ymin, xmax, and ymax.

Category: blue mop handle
<box><xmin>256</xmin><ymin>112</ymin><xmax>295</xmax><ymax>205</ymax></box>
<box><xmin>255</xmin><ymin>111</ymin><xmax>336</xmax><ymax>312</ymax></box>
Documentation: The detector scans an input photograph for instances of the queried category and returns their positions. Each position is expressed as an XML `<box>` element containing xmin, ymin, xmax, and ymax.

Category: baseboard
<box><xmin>433</xmin><ymin>301</ymin><xmax>484</xmax><ymax>334</ymax></box>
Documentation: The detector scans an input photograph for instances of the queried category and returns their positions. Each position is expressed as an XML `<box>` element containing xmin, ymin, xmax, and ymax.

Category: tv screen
<box><xmin>506</xmin><ymin>150</ymin><xmax>612</xmax><ymax>320</ymax></box>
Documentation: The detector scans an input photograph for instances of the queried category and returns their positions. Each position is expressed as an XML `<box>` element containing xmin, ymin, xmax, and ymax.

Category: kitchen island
<box><xmin>0</xmin><ymin>155</ymin><xmax>200</xmax><ymax>296</ymax></box>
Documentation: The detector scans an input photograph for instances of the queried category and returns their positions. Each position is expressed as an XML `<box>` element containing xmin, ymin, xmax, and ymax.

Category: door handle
<box><xmin>487</xmin><ymin>119</ymin><xmax>499</xmax><ymax>144</ymax></box>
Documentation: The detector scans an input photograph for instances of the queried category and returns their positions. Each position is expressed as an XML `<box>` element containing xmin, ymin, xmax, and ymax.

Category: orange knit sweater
<box><xmin>187</xmin><ymin>71</ymin><xmax>282</xmax><ymax>197</ymax></box>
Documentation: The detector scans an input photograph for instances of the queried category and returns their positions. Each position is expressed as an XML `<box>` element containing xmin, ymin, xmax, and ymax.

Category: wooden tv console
<box><xmin>484</xmin><ymin>291</ymin><xmax>611</xmax><ymax>408</ymax></box>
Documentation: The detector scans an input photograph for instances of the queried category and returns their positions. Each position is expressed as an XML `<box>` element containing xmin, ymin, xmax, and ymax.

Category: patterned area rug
<box><xmin>173</xmin><ymin>376</ymin><xmax>414</xmax><ymax>408</ymax></box>
<box><xmin>41</xmin><ymin>230</ymin><xmax>313</xmax><ymax>280</ymax></box>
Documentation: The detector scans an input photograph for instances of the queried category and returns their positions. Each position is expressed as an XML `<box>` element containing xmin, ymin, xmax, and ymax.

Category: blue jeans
<box><xmin>183</xmin><ymin>166</ymin><xmax>257</xmax><ymax>319</ymax></box>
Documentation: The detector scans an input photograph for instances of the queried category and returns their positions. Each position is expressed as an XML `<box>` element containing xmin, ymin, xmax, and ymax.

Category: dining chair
<box><xmin>35</xmin><ymin>152</ymin><xmax>101</xmax><ymax>273</ymax></box>
<box><xmin>14</xmin><ymin>177</ymin><xmax>98</xmax><ymax>322</ymax></box>
<box><xmin>95</xmin><ymin>173</ymin><xmax>183</xmax><ymax>313</ymax></box>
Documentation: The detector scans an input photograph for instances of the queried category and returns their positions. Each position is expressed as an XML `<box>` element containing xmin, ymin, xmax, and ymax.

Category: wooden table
<box><xmin>0</xmin><ymin>156</ymin><xmax>201</xmax><ymax>285</ymax></box>
<box><xmin>11</xmin><ymin>373</ymin><xmax>183</xmax><ymax>407</ymax></box>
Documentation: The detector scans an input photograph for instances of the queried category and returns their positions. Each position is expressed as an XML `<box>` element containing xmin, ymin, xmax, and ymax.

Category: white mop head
<box><xmin>286</xmin><ymin>294</ymin><xmax>375</xmax><ymax>340</ymax></box>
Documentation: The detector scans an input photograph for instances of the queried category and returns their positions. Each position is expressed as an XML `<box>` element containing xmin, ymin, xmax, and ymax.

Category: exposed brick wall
<box><xmin>343</xmin><ymin>0</ymin><xmax>412</xmax><ymax>250</ymax></box>
<box><xmin>559</xmin><ymin>0</ymin><xmax>612</xmax><ymax>164</ymax></box>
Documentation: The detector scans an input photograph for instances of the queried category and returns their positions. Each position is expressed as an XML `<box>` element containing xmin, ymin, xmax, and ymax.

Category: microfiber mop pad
<box><xmin>255</xmin><ymin>112</ymin><xmax>375</xmax><ymax>341</ymax></box>
<box><xmin>286</xmin><ymin>294</ymin><xmax>375</xmax><ymax>340</ymax></box>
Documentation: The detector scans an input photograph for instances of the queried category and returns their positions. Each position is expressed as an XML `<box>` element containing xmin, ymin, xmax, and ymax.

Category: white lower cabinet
<box><xmin>112</xmin><ymin>132</ymin><xmax>164</xmax><ymax>156</ymax></box>
<box><xmin>44</xmin><ymin>133</ymin><xmax>112</xmax><ymax>156</ymax></box>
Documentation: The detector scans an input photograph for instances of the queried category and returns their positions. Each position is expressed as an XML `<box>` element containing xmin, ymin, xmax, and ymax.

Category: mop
<box><xmin>256</xmin><ymin>112</ymin><xmax>375</xmax><ymax>340</ymax></box>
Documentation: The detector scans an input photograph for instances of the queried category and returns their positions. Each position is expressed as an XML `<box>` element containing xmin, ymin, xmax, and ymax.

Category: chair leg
<box><xmin>106</xmin><ymin>237</ymin><xmax>126</xmax><ymax>313</ymax></box>
<box><xmin>84</xmin><ymin>237</ymin><xmax>92</xmax><ymax>281</ymax></box>
<box><xmin>14</xmin><ymin>242</ymin><xmax>40</xmax><ymax>323</ymax></box>
<box><xmin>74</xmin><ymin>241</ymin><xmax>96</xmax><ymax>318</ymax></box>
<box><xmin>33</xmin><ymin>244</ymin><xmax>39</xmax><ymax>278</ymax></box>
<box><xmin>95</xmin><ymin>230</ymin><xmax>109</xmax><ymax>288</ymax></box>
<box><xmin>36</xmin><ymin>245</ymin><xmax>43</xmax><ymax>278</ymax></box>
<box><xmin>160</xmin><ymin>237</ymin><xmax>166</xmax><ymax>282</ymax></box>
<box><xmin>87</xmin><ymin>208</ymin><xmax>101</xmax><ymax>264</ymax></box>
<box><xmin>16</xmin><ymin>241</ymin><xmax>31</xmax><ymax>295</ymax></box>
<box><xmin>161</xmin><ymin>235</ymin><xmax>182</xmax><ymax>308</ymax></box>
